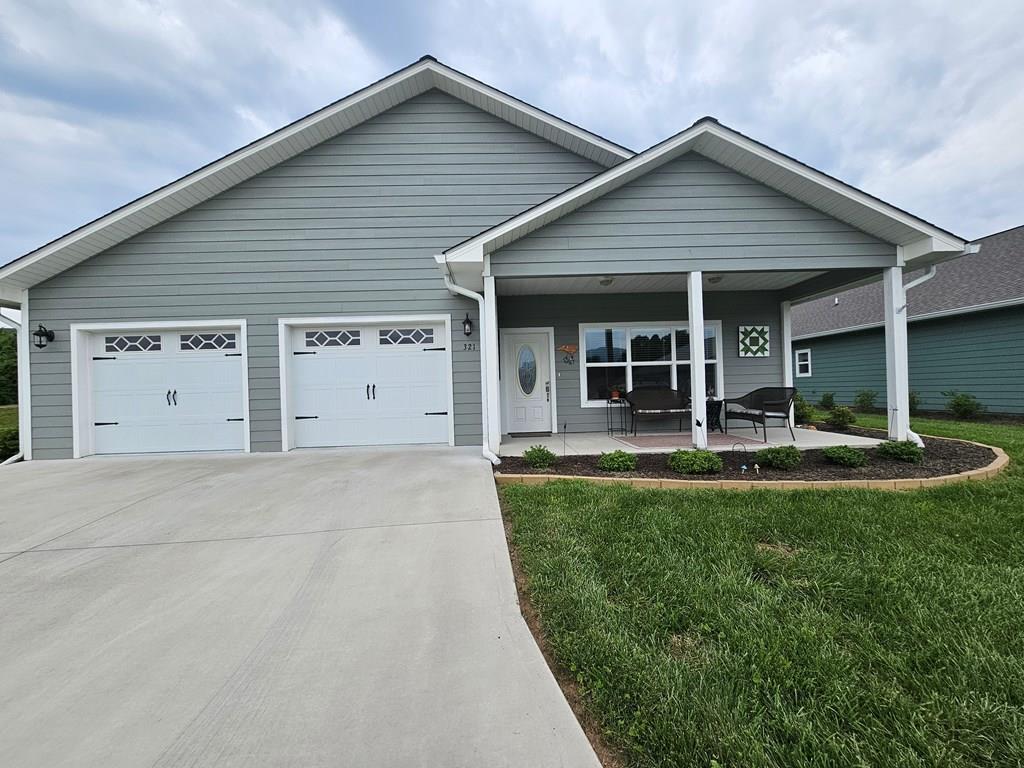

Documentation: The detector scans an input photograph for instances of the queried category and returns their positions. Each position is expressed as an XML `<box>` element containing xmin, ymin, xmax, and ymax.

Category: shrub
<box><xmin>877</xmin><ymin>440</ymin><xmax>924</xmax><ymax>463</ymax></box>
<box><xmin>826</xmin><ymin>406</ymin><xmax>856</xmax><ymax>431</ymax></box>
<box><xmin>818</xmin><ymin>392</ymin><xmax>835</xmax><ymax>410</ymax></box>
<box><xmin>667</xmin><ymin>449</ymin><xmax>723</xmax><ymax>475</ymax></box>
<box><xmin>523</xmin><ymin>444</ymin><xmax>556</xmax><ymax>469</ymax></box>
<box><xmin>822</xmin><ymin>444</ymin><xmax>868</xmax><ymax>467</ymax></box>
<box><xmin>909</xmin><ymin>390</ymin><xmax>922</xmax><ymax>414</ymax></box>
<box><xmin>793</xmin><ymin>392</ymin><xmax>814</xmax><ymax>424</ymax></box>
<box><xmin>943</xmin><ymin>390</ymin><xmax>984</xmax><ymax>420</ymax></box>
<box><xmin>754</xmin><ymin>445</ymin><xmax>802</xmax><ymax>470</ymax></box>
<box><xmin>854</xmin><ymin>389</ymin><xmax>878</xmax><ymax>411</ymax></box>
<box><xmin>597</xmin><ymin>450</ymin><xmax>638</xmax><ymax>472</ymax></box>
<box><xmin>0</xmin><ymin>427</ymin><xmax>17</xmax><ymax>461</ymax></box>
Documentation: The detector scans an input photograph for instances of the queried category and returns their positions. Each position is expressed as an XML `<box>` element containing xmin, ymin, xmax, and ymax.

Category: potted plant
<box><xmin>609</xmin><ymin>383</ymin><xmax>625</xmax><ymax>400</ymax></box>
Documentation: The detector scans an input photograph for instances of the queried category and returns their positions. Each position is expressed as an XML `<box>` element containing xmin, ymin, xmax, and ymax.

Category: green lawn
<box><xmin>501</xmin><ymin>416</ymin><xmax>1024</xmax><ymax>767</ymax></box>
<box><xmin>0</xmin><ymin>404</ymin><xmax>16</xmax><ymax>431</ymax></box>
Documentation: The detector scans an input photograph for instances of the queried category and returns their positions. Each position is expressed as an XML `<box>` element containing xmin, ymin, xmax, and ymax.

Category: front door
<box><xmin>503</xmin><ymin>331</ymin><xmax>551</xmax><ymax>434</ymax></box>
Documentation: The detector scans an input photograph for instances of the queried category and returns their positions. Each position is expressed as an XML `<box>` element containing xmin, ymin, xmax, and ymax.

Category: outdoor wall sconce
<box><xmin>32</xmin><ymin>324</ymin><xmax>55</xmax><ymax>349</ymax></box>
<box><xmin>462</xmin><ymin>313</ymin><xmax>474</xmax><ymax>337</ymax></box>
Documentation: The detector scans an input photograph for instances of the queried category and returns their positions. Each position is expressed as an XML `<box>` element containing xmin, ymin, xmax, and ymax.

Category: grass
<box><xmin>501</xmin><ymin>416</ymin><xmax>1024</xmax><ymax>767</ymax></box>
<box><xmin>0</xmin><ymin>404</ymin><xmax>16</xmax><ymax>431</ymax></box>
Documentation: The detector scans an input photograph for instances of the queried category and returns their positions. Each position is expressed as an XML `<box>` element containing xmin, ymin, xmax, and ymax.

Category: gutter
<box><xmin>434</xmin><ymin>255</ymin><xmax>501</xmax><ymax>466</ymax></box>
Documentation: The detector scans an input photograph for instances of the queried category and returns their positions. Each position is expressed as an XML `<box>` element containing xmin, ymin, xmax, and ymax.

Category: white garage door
<box><xmin>88</xmin><ymin>329</ymin><xmax>247</xmax><ymax>455</ymax></box>
<box><xmin>289</xmin><ymin>323</ymin><xmax>450</xmax><ymax>448</ymax></box>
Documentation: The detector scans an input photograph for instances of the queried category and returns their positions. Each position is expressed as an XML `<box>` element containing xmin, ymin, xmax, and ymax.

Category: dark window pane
<box><xmin>704</xmin><ymin>327</ymin><xmax>717</xmax><ymax>360</ymax></box>
<box><xmin>585</xmin><ymin>328</ymin><xmax>626</xmax><ymax>363</ymax></box>
<box><xmin>675</xmin><ymin>365</ymin><xmax>691</xmax><ymax>398</ymax></box>
<box><xmin>631</xmin><ymin>329</ymin><xmax>671</xmax><ymax>362</ymax></box>
<box><xmin>675</xmin><ymin>329</ymin><xmax>690</xmax><ymax>360</ymax></box>
<box><xmin>586</xmin><ymin>365</ymin><xmax>627</xmax><ymax>400</ymax></box>
<box><xmin>675</xmin><ymin>364</ymin><xmax>718</xmax><ymax>397</ymax></box>
<box><xmin>631</xmin><ymin>365</ymin><xmax>671</xmax><ymax>390</ymax></box>
<box><xmin>705</xmin><ymin>363</ymin><xmax>717</xmax><ymax>397</ymax></box>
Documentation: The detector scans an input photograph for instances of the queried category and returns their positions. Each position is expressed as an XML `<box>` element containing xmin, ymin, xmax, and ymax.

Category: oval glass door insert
<box><xmin>517</xmin><ymin>345</ymin><xmax>537</xmax><ymax>395</ymax></box>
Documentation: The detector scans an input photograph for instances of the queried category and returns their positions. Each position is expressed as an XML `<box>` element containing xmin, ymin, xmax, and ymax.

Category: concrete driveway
<box><xmin>0</xmin><ymin>448</ymin><xmax>598</xmax><ymax>768</ymax></box>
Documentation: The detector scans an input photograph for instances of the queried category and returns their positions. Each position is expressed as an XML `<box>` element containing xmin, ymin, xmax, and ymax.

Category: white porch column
<box><xmin>883</xmin><ymin>264</ymin><xmax>921</xmax><ymax>446</ymax></box>
<box><xmin>686</xmin><ymin>271</ymin><xmax>708</xmax><ymax>449</ymax></box>
<box><xmin>483</xmin><ymin>275</ymin><xmax>502</xmax><ymax>453</ymax></box>
<box><xmin>781</xmin><ymin>300</ymin><xmax>795</xmax><ymax>422</ymax></box>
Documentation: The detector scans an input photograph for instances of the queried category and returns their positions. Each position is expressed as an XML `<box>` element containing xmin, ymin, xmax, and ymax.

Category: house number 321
<box><xmin>463</xmin><ymin>342</ymin><xmax>479</xmax><ymax>351</ymax></box>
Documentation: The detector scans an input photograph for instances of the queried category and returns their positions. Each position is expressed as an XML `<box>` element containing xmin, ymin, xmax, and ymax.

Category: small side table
<box><xmin>706</xmin><ymin>399</ymin><xmax>725</xmax><ymax>434</ymax></box>
<box><xmin>606</xmin><ymin>398</ymin><xmax>628</xmax><ymax>436</ymax></box>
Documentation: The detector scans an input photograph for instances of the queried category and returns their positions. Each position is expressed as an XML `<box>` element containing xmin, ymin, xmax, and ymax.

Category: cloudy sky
<box><xmin>1</xmin><ymin>0</ymin><xmax>1022</xmax><ymax>265</ymax></box>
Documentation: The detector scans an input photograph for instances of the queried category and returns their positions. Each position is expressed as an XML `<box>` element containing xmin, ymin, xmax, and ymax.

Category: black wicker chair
<box><xmin>723</xmin><ymin>387</ymin><xmax>797</xmax><ymax>442</ymax></box>
<box><xmin>624</xmin><ymin>387</ymin><xmax>691</xmax><ymax>435</ymax></box>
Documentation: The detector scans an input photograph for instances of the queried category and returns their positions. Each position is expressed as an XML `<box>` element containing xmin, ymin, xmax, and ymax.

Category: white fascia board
<box><xmin>792</xmin><ymin>295</ymin><xmax>1024</xmax><ymax>341</ymax></box>
<box><xmin>445</xmin><ymin>119</ymin><xmax>964</xmax><ymax>261</ymax></box>
<box><xmin>697</xmin><ymin>124</ymin><xmax>966</xmax><ymax>251</ymax></box>
<box><xmin>900</xmin><ymin>235</ymin><xmax>970</xmax><ymax>263</ymax></box>
<box><xmin>0</xmin><ymin>282</ymin><xmax>23</xmax><ymax>307</ymax></box>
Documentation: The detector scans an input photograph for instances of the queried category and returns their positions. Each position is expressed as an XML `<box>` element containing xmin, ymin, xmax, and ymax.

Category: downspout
<box><xmin>435</xmin><ymin>255</ymin><xmax>501</xmax><ymax>465</ymax></box>
<box><xmin>1</xmin><ymin>452</ymin><xmax>23</xmax><ymax>466</ymax></box>
<box><xmin>901</xmin><ymin>264</ymin><xmax>937</xmax><ymax>447</ymax></box>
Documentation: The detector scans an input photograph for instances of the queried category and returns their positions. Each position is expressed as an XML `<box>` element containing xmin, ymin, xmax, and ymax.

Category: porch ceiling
<box><xmin>496</xmin><ymin>270</ymin><xmax>826</xmax><ymax>295</ymax></box>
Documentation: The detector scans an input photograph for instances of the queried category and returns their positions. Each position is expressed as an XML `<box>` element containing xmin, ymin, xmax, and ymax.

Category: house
<box><xmin>0</xmin><ymin>56</ymin><xmax>973</xmax><ymax>461</ymax></box>
<box><xmin>792</xmin><ymin>225</ymin><xmax>1023</xmax><ymax>414</ymax></box>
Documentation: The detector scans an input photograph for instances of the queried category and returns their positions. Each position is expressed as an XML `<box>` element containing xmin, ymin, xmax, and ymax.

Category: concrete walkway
<box><xmin>0</xmin><ymin>448</ymin><xmax>598</xmax><ymax>768</ymax></box>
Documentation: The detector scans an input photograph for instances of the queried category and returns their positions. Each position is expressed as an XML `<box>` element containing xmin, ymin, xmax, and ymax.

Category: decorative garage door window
<box><xmin>739</xmin><ymin>325</ymin><xmax>770</xmax><ymax>357</ymax></box>
<box><xmin>105</xmin><ymin>334</ymin><xmax>161</xmax><ymax>353</ymax></box>
<box><xmin>379</xmin><ymin>327</ymin><xmax>434</xmax><ymax>345</ymax></box>
<box><xmin>180</xmin><ymin>332</ymin><xmax>237</xmax><ymax>351</ymax></box>
<box><xmin>305</xmin><ymin>329</ymin><xmax>360</xmax><ymax>348</ymax></box>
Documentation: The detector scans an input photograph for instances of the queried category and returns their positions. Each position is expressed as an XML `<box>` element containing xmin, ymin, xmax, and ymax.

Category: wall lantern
<box><xmin>33</xmin><ymin>324</ymin><xmax>55</xmax><ymax>349</ymax></box>
<box><xmin>462</xmin><ymin>313</ymin><xmax>474</xmax><ymax>337</ymax></box>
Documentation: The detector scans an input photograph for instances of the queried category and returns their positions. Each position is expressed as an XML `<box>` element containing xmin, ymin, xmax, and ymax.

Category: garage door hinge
<box><xmin>94</xmin><ymin>422</ymin><xmax>118</xmax><ymax>426</ymax></box>
<box><xmin>226</xmin><ymin>418</ymin><xmax>245</xmax><ymax>422</ymax></box>
<box><xmin>293</xmin><ymin>351</ymin><xmax>316</xmax><ymax>356</ymax></box>
<box><xmin>92</xmin><ymin>356</ymin><xmax>117</xmax><ymax>361</ymax></box>
<box><xmin>424</xmin><ymin>411</ymin><xmax>448</xmax><ymax>416</ymax></box>
<box><xmin>423</xmin><ymin>347</ymin><xmax>446</xmax><ymax>352</ymax></box>
<box><xmin>295</xmin><ymin>415</ymin><xmax>319</xmax><ymax>420</ymax></box>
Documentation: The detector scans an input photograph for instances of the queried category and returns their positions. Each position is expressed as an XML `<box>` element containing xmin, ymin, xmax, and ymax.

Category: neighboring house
<box><xmin>0</xmin><ymin>56</ymin><xmax>972</xmax><ymax>461</ymax></box>
<box><xmin>792</xmin><ymin>225</ymin><xmax>1024</xmax><ymax>414</ymax></box>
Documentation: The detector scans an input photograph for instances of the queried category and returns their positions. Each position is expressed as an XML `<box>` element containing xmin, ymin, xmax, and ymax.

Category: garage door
<box><xmin>88</xmin><ymin>329</ymin><xmax>247</xmax><ymax>455</ymax></box>
<box><xmin>289</xmin><ymin>322</ymin><xmax>450</xmax><ymax>448</ymax></box>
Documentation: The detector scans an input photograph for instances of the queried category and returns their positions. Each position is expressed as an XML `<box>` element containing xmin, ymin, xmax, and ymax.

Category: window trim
<box><xmin>577</xmin><ymin>320</ymin><xmax>725</xmax><ymax>408</ymax></box>
<box><xmin>795</xmin><ymin>348</ymin><xmax>812</xmax><ymax>377</ymax></box>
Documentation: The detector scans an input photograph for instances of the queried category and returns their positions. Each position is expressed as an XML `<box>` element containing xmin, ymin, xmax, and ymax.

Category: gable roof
<box><xmin>792</xmin><ymin>225</ymin><xmax>1024</xmax><ymax>339</ymax></box>
<box><xmin>443</xmin><ymin>116</ymin><xmax>967</xmax><ymax>268</ymax></box>
<box><xmin>0</xmin><ymin>55</ymin><xmax>633</xmax><ymax>295</ymax></box>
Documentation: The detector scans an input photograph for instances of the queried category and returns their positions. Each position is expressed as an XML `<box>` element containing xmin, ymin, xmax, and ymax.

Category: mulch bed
<box><xmin>497</xmin><ymin>434</ymin><xmax>995</xmax><ymax>482</ymax></box>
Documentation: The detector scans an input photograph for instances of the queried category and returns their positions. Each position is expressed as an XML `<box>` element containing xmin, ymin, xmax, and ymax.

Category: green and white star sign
<box><xmin>739</xmin><ymin>325</ymin><xmax>770</xmax><ymax>357</ymax></box>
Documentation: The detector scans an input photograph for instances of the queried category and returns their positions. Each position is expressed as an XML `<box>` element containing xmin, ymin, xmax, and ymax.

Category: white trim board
<box><xmin>444</xmin><ymin>119</ymin><xmax>966</xmax><ymax>265</ymax></box>
<box><xmin>16</xmin><ymin>290</ymin><xmax>31</xmax><ymax>459</ymax></box>
<box><xmin>576</xmin><ymin>320</ymin><xmax>726</xmax><ymax>408</ymax></box>
<box><xmin>277</xmin><ymin>313</ymin><xmax>456</xmax><ymax>451</ymax></box>
<box><xmin>792</xmin><ymin>295</ymin><xmax>1024</xmax><ymax>341</ymax></box>
<box><xmin>69</xmin><ymin>319</ymin><xmax>250</xmax><ymax>458</ymax></box>
<box><xmin>499</xmin><ymin>327</ymin><xmax>559</xmax><ymax>435</ymax></box>
<box><xmin>0</xmin><ymin>57</ymin><xmax>631</xmax><ymax>293</ymax></box>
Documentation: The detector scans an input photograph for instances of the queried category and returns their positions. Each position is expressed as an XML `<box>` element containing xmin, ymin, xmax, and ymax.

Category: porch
<box><xmin>499</xmin><ymin>425</ymin><xmax>882</xmax><ymax>457</ymax></box>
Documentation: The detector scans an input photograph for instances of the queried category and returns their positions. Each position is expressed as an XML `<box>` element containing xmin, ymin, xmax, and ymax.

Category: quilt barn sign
<box><xmin>739</xmin><ymin>325</ymin><xmax>770</xmax><ymax>357</ymax></box>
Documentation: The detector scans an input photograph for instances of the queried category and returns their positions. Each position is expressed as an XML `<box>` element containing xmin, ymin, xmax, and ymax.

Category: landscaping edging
<box><xmin>495</xmin><ymin>442</ymin><xmax>1009</xmax><ymax>492</ymax></box>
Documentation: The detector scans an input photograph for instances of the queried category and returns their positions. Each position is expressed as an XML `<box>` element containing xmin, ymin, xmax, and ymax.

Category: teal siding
<box><xmin>499</xmin><ymin>291</ymin><xmax>784</xmax><ymax>434</ymax></box>
<box><xmin>794</xmin><ymin>305</ymin><xmax>1024</xmax><ymax>413</ymax></box>
<box><xmin>27</xmin><ymin>90</ymin><xmax>603</xmax><ymax>458</ymax></box>
<box><xmin>491</xmin><ymin>153</ymin><xmax>896</xmax><ymax>277</ymax></box>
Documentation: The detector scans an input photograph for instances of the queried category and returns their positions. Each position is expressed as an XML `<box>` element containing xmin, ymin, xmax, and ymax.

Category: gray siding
<box><xmin>492</xmin><ymin>154</ymin><xmax>896</xmax><ymax>277</ymax></box>
<box><xmin>498</xmin><ymin>291</ymin><xmax>784</xmax><ymax>434</ymax></box>
<box><xmin>28</xmin><ymin>90</ymin><xmax>603</xmax><ymax>458</ymax></box>
<box><xmin>794</xmin><ymin>305</ymin><xmax>1024</xmax><ymax>413</ymax></box>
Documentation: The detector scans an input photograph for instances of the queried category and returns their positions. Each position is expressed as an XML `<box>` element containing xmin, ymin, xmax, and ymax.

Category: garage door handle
<box><xmin>425</xmin><ymin>411</ymin><xmax>448</xmax><ymax>416</ymax></box>
<box><xmin>172</xmin><ymin>390</ymin><xmax>178</xmax><ymax>406</ymax></box>
<box><xmin>295</xmin><ymin>416</ymin><xmax>319</xmax><ymax>420</ymax></box>
<box><xmin>366</xmin><ymin>384</ymin><xmax>370</xmax><ymax>400</ymax></box>
<box><xmin>372</xmin><ymin>384</ymin><xmax>376</xmax><ymax>400</ymax></box>
<box><xmin>166</xmin><ymin>390</ymin><xmax>172</xmax><ymax>406</ymax></box>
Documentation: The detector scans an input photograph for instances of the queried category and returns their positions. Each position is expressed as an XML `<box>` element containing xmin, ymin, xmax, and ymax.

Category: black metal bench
<box><xmin>624</xmin><ymin>387</ymin><xmax>691</xmax><ymax>435</ymax></box>
<box><xmin>723</xmin><ymin>387</ymin><xmax>797</xmax><ymax>442</ymax></box>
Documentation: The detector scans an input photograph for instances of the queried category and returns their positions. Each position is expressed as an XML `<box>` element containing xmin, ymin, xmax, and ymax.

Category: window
<box><xmin>379</xmin><ymin>327</ymin><xmax>434</xmax><ymax>345</ymax></box>
<box><xmin>105</xmin><ymin>334</ymin><xmax>161</xmax><ymax>353</ymax></box>
<box><xmin>305</xmin><ymin>329</ymin><xmax>360</xmax><ymax>348</ymax></box>
<box><xmin>180</xmin><ymin>332</ymin><xmax>237</xmax><ymax>351</ymax></box>
<box><xmin>579</xmin><ymin>322</ymin><xmax>723</xmax><ymax>406</ymax></box>
<box><xmin>795</xmin><ymin>348</ymin><xmax>812</xmax><ymax>377</ymax></box>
